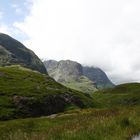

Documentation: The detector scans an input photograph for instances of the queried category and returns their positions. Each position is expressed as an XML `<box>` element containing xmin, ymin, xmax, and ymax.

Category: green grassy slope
<box><xmin>107</xmin><ymin>83</ymin><xmax>140</xmax><ymax>94</ymax></box>
<box><xmin>91</xmin><ymin>83</ymin><xmax>140</xmax><ymax>108</ymax></box>
<box><xmin>62</xmin><ymin>76</ymin><xmax>97</xmax><ymax>94</ymax></box>
<box><xmin>0</xmin><ymin>65</ymin><xmax>94</xmax><ymax>120</ymax></box>
<box><xmin>0</xmin><ymin>79</ymin><xmax>140</xmax><ymax>140</ymax></box>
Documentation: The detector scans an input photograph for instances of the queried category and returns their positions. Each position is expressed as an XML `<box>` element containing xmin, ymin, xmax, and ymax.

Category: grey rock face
<box><xmin>44</xmin><ymin>60</ymin><xmax>58</xmax><ymax>72</ymax></box>
<box><xmin>44</xmin><ymin>60</ymin><xmax>114</xmax><ymax>91</ymax></box>
<box><xmin>44</xmin><ymin>60</ymin><xmax>83</xmax><ymax>82</ymax></box>
<box><xmin>0</xmin><ymin>33</ymin><xmax>47</xmax><ymax>74</ymax></box>
<box><xmin>83</xmin><ymin>66</ymin><xmax>114</xmax><ymax>89</ymax></box>
<box><xmin>44</xmin><ymin>60</ymin><xmax>97</xmax><ymax>93</ymax></box>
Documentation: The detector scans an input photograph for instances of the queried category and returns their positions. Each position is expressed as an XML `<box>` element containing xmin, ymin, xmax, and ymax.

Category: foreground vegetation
<box><xmin>0</xmin><ymin>106</ymin><xmax>139</xmax><ymax>140</ymax></box>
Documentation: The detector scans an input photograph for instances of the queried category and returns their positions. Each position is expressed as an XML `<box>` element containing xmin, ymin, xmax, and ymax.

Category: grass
<box><xmin>0</xmin><ymin>106</ymin><xmax>139</xmax><ymax>140</ymax></box>
<box><xmin>62</xmin><ymin>76</ymin><xmax>97</xmax><ymax>94</ymax></box>
<box><xmin>91</xmin><ymin>92</ymin><xmax>140</xmax><ymax>108</ymax></box>
<box><xmin>0</xmin><ymin>66</ymin><xmax>140</xmax><ymax>140</ymax></box>
<box><xmin>102</xmin><ymin>83</ymin><xmax>140</xmax><ymax>94</ymax></box>
<box><xmin>0</xmin><ymin>65</ymin><xmax>94</xmax><ymax>120</ymax></box>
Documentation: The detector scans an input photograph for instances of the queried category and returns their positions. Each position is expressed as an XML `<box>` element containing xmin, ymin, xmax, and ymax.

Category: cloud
<box><xmin>0</xmin><ymin>24</ymin><xmax>11</xmax><ymax>35</ymax></box>
<box><xmin>14</xmin><ymin>0</ymin><xmax>140</xmax><ymax>84</ymax></box>
<box><xmin>0</xmin><ymin>22</ymin><xmax>24</xmax><ymax>39</ymax></box>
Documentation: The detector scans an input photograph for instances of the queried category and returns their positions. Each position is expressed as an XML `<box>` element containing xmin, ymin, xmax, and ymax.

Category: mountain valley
<box><xmin>0</xmin><ymin>33</ymin><xmax>139</xmax><ymax>140</ymax></box>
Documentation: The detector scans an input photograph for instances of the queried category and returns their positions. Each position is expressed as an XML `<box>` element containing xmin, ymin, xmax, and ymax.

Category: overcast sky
<box><xmin>0</xmin><ymin>0</ymin><xmax>140</xmax><ymax>84</ymax></box>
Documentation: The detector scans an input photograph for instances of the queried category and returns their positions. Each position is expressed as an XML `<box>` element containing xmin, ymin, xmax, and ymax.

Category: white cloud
<box><xmin>0</xmin><ymin>22</ymin><xmax>23</xmax><ymax>38</ymax></box>
<box><xmin>14</xmin><ymin>0</ymin><xmax>140</xmax><ymax>84</ymax></box>
<box><xmin>0</xmin><ymin>24</ymin><xmax>11</xmax><ymax>35</ymax></box>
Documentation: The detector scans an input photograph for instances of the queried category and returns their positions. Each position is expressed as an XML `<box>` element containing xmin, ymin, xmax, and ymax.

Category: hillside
<box><xmin>0</xmin><ymin>65</ymin><xmax>94</xmax><ymax>120</ymax></box>
<box><xmin>0</xmin><ymin>33</ymin><xmax>47</xmax><ymax>74</ymax></box>
<box><xmin>83</xmin><ymin>66</ymin><xmax>114</xmax><ymax>89</ymax></box>
<box><xmin>0</xmin><ymin>83</ymin><xmax>139</xmax><ymax>140</ymax></box>
<box><xmin>92</xmin><ymin>83</ymin><xmax>140</xmax><ymax>108</ymax></box>
<box><xmin>44</xmin><ymin>60</ymin><xmax>97</xmax><ymax>93</ymax></box>
<box><xmin>106</xmin><ymin>83</ymin><xmax>140</xmax><ymax>94</ymax></box>
<box><xmin>44</xmin><ymin>60</ymin><xmax>114</xmax><ymax>93</ymax></box>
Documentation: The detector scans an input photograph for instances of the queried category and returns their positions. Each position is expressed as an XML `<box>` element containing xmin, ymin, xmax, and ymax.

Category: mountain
<box><xmin>44</xmin><ymin>60</ymin><xmax>114</xmax><ymax>92</ymax></box>
<box><xmin>44</xmin><ymin>60</ymin><xmax>98</xmax><ymax>93</ymax></box>
<box><xmin>0</xmin><ymin>65</ymin><xmax>94</xmax><ymax>120</ymax></box>
<box><xmin>0</xmin><ymin>34</ymin><xmax>94</xmax><ymax>120</ymax></box>
<box><xmin>83</xmin><ymin>66</ymin><xmax>114</xmax><ymax>89</ymax></box>
<box><xmin>0</xmin><ymin>33</ymin><xmax>47</xmax><ymax>74</ymax></box>
<box><xmin>45</xmin><ymin>60</ymin><xmax>83</xmax><ymax>82</ymax></box>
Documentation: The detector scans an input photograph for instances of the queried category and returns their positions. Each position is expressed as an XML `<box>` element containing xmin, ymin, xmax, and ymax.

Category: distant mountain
<box><xmin>83</xmin><ymin>66</ymin><xmax>114</xmax><ymax>89</ymax></box>
<box><xmin>44</xmin><ymin>60</ymin><xmax>97</xmax><ymax>93</ymax></box>
<box><xmin>0</xmin><ymin>33</ymin><xmax>47</xmax><ymax>74</ymax></box>
<box><xmin>44</xmin><ymin>60</ymin><xmax>114</xmax><ymax>92</ymax></box>
<box><xmin>45</xmin><ymin>60</ymin><xmax>83</xmax><ymax>82</ymax></box>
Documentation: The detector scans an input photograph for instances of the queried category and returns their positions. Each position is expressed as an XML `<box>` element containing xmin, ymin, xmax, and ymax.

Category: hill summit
<box><xmin>44</xmin><ymin>60</ymin><xmax>114</xmax><ymax>93</ymax></box>
<box><xmin>44</xmin><ymin>60</ymin><xmax>97</xmax><ymax>93</ymax></box>
<box><xmin>0</xmin><ymin>33</ymin><xmax>47</xmax><ymax>74</ymax></box>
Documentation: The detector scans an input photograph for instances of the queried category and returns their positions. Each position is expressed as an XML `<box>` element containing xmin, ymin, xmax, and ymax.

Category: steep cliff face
<box><xmin>0</xmin><ymin>33</ymin><xmax>47</xmax><ymax>74</ymax></box>
<box><xmin>44</xmin><ymin>60</ymin><xmax>97</xmax><ymax>93</ymax></box>
<box><xmin>83</xmin><ymin>66</ymin><xmax>114</xmax><ymax>89</ymax></box>
<box><xmin>44</xmin><ymin>60</ymin><xmax>114</xmax><ymax>92</ymax></box>
<box><xmin>44</xmin><ymin>60</ymin><xmax>83</xmax><ymax>82</ymax></box>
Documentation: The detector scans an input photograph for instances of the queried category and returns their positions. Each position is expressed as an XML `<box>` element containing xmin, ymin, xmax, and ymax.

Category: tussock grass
<box><xmin>0</xmin><ymin>106</ymin><xmax>139</xmax><ymax>140</ymax></box>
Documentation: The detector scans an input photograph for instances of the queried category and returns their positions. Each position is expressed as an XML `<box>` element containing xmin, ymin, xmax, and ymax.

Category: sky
<box><xmin>0</xmin><ymin>0</ymin><xmax>140</xmax><ymax>84</ymax></box>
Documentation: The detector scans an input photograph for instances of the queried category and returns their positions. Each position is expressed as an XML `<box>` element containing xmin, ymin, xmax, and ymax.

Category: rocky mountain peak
<box><xmin>44</xmin><ymin>59</ymin><xmax>114</xmax><ymax>92</ymax></box>
<box><xmin>44</xmin><ymin>60</ymin><xmax>83</xmax><ymax>82</ymax></box>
